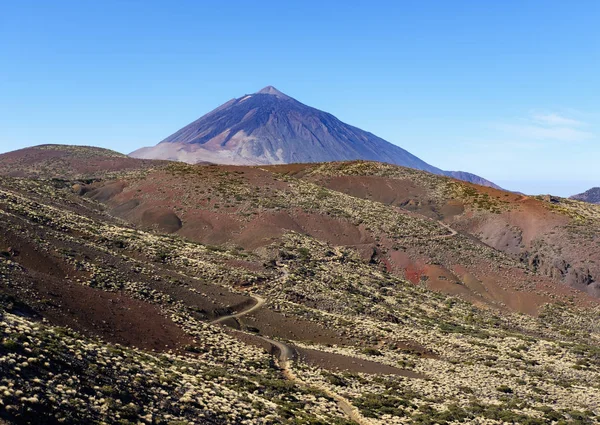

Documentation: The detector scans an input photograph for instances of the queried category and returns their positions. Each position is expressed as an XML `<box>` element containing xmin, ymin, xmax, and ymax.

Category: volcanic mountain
<box><xmin>570</xmin><ymin>187</ymin><xmax>600</xmax><ymax>204</ymax></box>
<box><xmin>131</xmin><ymin>86</ymin><xmax>499</xmax><ymax>188</ymax></box>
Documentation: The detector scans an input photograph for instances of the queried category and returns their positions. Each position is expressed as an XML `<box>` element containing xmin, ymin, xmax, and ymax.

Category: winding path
<box><xmin>210</xmin><ymin>282</ymin><xmax>373</xmax><ymax>425</ymax></box>
<box><xmin>208</xmin><ymin>217</ymin><xmax>453</xmax><ymax>423</ymax></box>
<box><xmin>434</xmin><ymin>221</ymin><xmax>458</xmax><ymax>239</ymax></box>
<box><xmin>211</xmin><ymin>293</ymin><xmax>266</xmax><ymax>324</ymax></box>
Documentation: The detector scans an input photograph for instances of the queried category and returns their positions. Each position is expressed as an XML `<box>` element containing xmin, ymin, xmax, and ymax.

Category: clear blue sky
<box><xmin>1</xmin><ymin>1</ymin><xmax>598</xmax><ymax>196</ymax></box>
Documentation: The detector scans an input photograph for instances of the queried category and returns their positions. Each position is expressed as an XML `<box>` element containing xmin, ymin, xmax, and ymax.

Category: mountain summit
<box><xmin>130</xmin><ymin>87</ymin><xmax>498</xmax><ymax>187</ymax></box>
<box><xmin>255</xmin><ymin>85</ymin><xmax>290</xmax><ymax>99</ymax></box>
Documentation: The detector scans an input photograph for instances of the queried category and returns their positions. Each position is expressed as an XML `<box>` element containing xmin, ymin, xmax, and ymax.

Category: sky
<box><xmin>1</xmin><ymin>1</ymin><xmax>598</xmax><ymax>196</ymax></box>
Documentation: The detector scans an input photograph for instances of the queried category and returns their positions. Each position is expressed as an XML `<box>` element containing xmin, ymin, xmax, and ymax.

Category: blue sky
<box><xmin>1</xmin><ymin>1</ymin><xmax>598</xmax><ymax>196</ymax></box>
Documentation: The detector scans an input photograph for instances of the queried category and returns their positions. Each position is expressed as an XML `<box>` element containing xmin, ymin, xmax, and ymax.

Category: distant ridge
<box><xmin>131</xmin><ymin>86</ymin><xmax>500</xmax><ymax>188</ymax></box>
<box><xmin>570</xmin><ymin>187</ymin><xmax>600</xmax><ymax>204</ymax></box>
<box><xmin>0</xmin><ymin>144</ymin><xmax>159</xmax><ymax>179</ymax></box>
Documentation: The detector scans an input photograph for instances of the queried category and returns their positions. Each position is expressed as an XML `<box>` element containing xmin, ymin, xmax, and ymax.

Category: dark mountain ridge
<box><xmin>570</xmin><ymin>187</ymin><xmax>600</xmax><ymax>204</ymax></box>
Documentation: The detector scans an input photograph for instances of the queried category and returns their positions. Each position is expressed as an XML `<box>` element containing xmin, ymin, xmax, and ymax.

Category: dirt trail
<box><xmin>395</xmin><ymin>205</ymin><xmax>459</xmax><ymax>240</ymax></box>
<box><xmin>211</xmin><ymin>293</ymin><xmax>266</xmax><ymax>324</ymax></box>
<box><xmin>210</xmin><ymin>273</ymin><xmax>374</xmax><ymax>425</ymax></box>
<box><xmin>256</xmin><ymin>334</ymin><xmax>371</xmax><ymax>424</ymax></box>
<box><xmin>433</xmin><ymin>221</ymin><xmax>458</xmax><ymax>239</ymax></box>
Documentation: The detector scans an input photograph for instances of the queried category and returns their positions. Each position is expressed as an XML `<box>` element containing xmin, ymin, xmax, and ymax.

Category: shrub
<box><xmin>361</xmin><ymin>347</ymin><xmax>382</xmax><ymax>356</ymax></box>
<box><xmin>496</xmin><ymin>385</ymin><xmax>513</xmax><ymax>394</ymax></box>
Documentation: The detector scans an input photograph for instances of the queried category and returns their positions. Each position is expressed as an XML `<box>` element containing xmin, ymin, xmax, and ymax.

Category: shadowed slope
<box><xmin>571</xmin><ymin>187</ymin><xmax>600</xmax><ymax>204</ymax></box>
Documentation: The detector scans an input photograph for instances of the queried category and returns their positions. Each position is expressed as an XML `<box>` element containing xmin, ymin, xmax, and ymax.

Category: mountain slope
<box><xmin>282</xmin><ymin>161</ymin><xmax>600</xmax><ymax>298</ymax></box>
<box><xmin>2</xmin><ymin>148</ymin><xmax>600</xmax><ymax>423</ymax></box>
<box><xmin>131</xmin><ymin>86</ymin><xmax>500</xmax><ymax>188</ymax></box>
<box><xmin>0</xmin><ymin>144</ymin><xmax>163</xmax><ymax>179</ymax></box>
<box><xmin>1</xmin><ymin>165</ymin><xmax>600</xmax><ymax>424</ymax></box>
<box><xmin>570</xmin><ymin>187</ymin><xmax>600</xmax><ymax>204</ymax></box>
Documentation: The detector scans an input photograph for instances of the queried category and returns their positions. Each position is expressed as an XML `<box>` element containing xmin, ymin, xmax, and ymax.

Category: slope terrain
<box><xmin>0</xmin><ymin>145</ymin><xmax>163</xmax><ymax>180</ymax></box>
<box><xmin>279</xmin><ymin>161</ymin><xmax>600</xmax><ymax>298</ymax></box>
<box><xmin>571</xmin><ymin>187</ymin><xmax>600</xmax><ymax>204</ymax></box>
<box><xmin>82</xmin><ymin>159</ymin><xmax>600</xmax><ymax>307</ymax></box>
<box><xmin>130</xmin><ymin>87</ymin><xmax>499</xmax><ymax>188</ymax></box>
<box><xmin>1</xmin><ymin>146</ymin><xmax>600</xmax><ymax>424</ymax></box>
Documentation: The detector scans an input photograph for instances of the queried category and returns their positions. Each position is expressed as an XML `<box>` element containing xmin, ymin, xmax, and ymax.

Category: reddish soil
<box><xmin>99</xmin><ymin>168</ymin><xmax>375</xmax><ymax>250</ymax></box>
<box><xmin>0</xmin><ymin>193</ymin><xmax>263</xmax><ymax>353</ymax></box>
<box><xmin>11</xmin><ymin>154</ymin><xmax>598</xmax><ymax>316</ymax></box>
<box><xmin>0</xmin><ymin>226</ymin><xmax>192</xmax><ymax>352</ymax></box>
<box><xmin>80</xmin><ymin>162</ymin><xmax>600</xmax><ymax>314</ymax></box>
<box><xmin>140</xmin><ymin>207</ymin><xmax>182</xmax><ymax>233</ymax></box>
<box><xmin>320</xmin><ymin>175</ymin><xmax>425</xmax><ymax>207</ymax></box>
<box><xmin>2</xmin><ymin>151</ymin><xmax>600</xmax><ymax>391</ymax></box>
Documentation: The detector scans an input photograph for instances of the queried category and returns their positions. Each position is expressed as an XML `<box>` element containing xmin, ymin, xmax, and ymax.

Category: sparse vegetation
<box><xmin>0</xmin><ymin>156</ymin><xmax>599</xmax><ymax>424</ymax></box>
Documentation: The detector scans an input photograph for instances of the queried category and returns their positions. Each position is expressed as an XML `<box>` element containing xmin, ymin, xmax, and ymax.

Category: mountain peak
<box><xmin>570</xmin><ymin>187</ymin><xmax>600</xmax><ymax>204</ymax></box>
<box><xmin>256</xmin><ymin>85</ymin><xmax>290</xmax><ymax>99</ymax></box>
<box><xmin>130</xmin><ymin>86</ymin><xmax>498</xmax><ymax>188</ymax></box>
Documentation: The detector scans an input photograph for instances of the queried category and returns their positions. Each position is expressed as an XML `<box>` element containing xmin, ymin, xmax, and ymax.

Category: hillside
<box><xmin>571</xmin><ymin>187</ymin><xmax>600</xmax><ymax>204</ymax></box>
<box><xmin>1</xmin><ymin>147</ymin><xmax>600</xmax><ymax>424</ymax></box>
<box><xmin>130</xmin><ymin>87</ymin><xmax>500</xmax><ymax>189</ymax></box>
<box><xmin>0</xmin><ymin>145</ymin><xmax>164</xmax><ymax>180</ymax></box>
<box><xmin>281</xmin><ymin>161</ymin><xmax>600</xmax><ymax>297</ymax></box>
<box><xmin>81</xmin><ymin>159</ymin><xmax>600</xmax><ymax>301</ymax></box>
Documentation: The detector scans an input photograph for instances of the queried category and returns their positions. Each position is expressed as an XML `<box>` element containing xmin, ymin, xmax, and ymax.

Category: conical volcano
<box><xmin>131</xmin><ymin>86</ymin><xmax>498</xmax><ymax>187</ymax></box>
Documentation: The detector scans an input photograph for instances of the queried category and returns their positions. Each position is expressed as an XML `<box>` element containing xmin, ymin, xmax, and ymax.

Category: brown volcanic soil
<box><xmin>447</xmin><ymin>194</ymin><xmax>600</xmax><ymax>298</ymax></box>
<box><xmin>269</xmin><ymin>163</ymin><xmax>448</xmax><ymax>219</ymax></box>
<box><xmin>0</xmin><ymin>223</ymin><xmax>192</xmax><ymax>351</ymax></box>
<box><xmin>296</xmin><ymin>347</ymin><xmax>424</xmax><ymax>378</ymax></box>
<box><xmin>320</xmin><ymin>175</ymin><xmax>425</xmax><ymax>206</ymax></box>
<box><xmin>78</xmin><ymin>162</ymin><xmax>600</xmax><ymax>315</ymax></box>
<box><xmin>3</xmin><ymin>149</ymin><xmax>599</xmax><ymax>304</ymax></box>
<box><xmin>234</xmin><ymin>307</ymin><xmax>357</xmax><ymax>347</ymax></box>
<box><xmin>275</xmin><ymin>162</ymin><xmax>600</xmax><ymax>300</ymax></box>
<box><xmin>452</xmin><ymin>193</ymin><xmax>567</xmax><ymax>248</ymax></box>
<box><xmin>0</xmin><ymin>180</ymin><xmax>273</xmax><ymax>353</ymax></box>
<box><xmin>93</xmin><ymin>166</ymin><xmax>375</xmax><ymax>250</ymax></box>
<box><xmin>385</xmin><ymin>248</ymin><xmax>557</xmax><ymax>315</ymax></box>
<box><xmin>225</xmin><ymin>326</ymin><xmax>427</xmax><ymax>377</ymax></box>
<box><xmin>2</xmin><ymin>154</ymin><xmax>600</xmax><ymax>425</ymax></box>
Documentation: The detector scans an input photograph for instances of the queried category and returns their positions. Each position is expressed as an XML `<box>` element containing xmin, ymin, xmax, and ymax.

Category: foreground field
<box><xmin>1</xmin><ymin>146</ymin><xmax>600</xmax><ymax>424</ymax></box>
